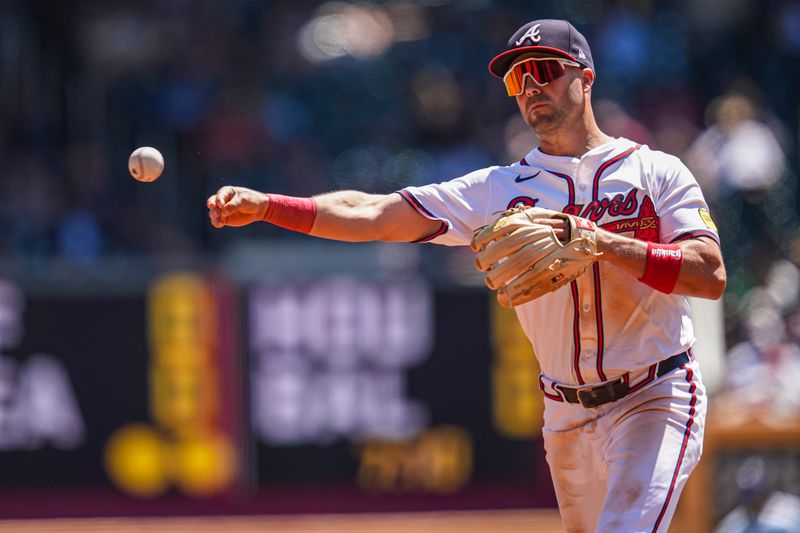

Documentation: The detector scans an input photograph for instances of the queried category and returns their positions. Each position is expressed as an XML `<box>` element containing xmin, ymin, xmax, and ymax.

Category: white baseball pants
<box><xmin>542</xmin><ymin>360</ymin><xmax>706</xmax><ymax>532</ymax></box>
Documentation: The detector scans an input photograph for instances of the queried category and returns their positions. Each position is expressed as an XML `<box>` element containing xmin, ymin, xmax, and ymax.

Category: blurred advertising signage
<box><xmin>105</xmin><ymin>273</ymin><xmax>243</xmax><ymax>498</ymax></box>
<box><xmin>248</xmin><ymin>277</ymin><xmax>473</xmax><ymax>494</ymax></box>
<box><xmin>490</xmin><ymin>301</ymin><xmax>543</xmax><ymax>439</ymax></box>
<box><xmin>355</xmin><ymin>425</ymin><xmax>472</xmax><ymax>494</ymax></box>
<box><xmin>0</xmin><ymin>281</ymin><xmax>85</xmax><ymax>450</ymax></box>
<box><xmin>249</xmin><ymin>277</ymin><xmax>433</xmax><ymax>444</ymax></box>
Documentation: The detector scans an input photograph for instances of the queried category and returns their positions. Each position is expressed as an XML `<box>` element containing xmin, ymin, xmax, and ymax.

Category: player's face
<box><xmin>511</xmin><ymin>57</ymin><xmax>586</xmax><ymax>135</ymax></box>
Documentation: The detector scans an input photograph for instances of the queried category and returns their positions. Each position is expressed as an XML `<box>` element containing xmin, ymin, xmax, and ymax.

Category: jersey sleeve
<box><xmin>397</xmin><ymin>167</ymin><xmax>495</xmax><ymax>246</ymax></box>
<box><xmin>652</xmin><ymin>154</ymin><xmax>720</xmax><ymax>245</ymax></box>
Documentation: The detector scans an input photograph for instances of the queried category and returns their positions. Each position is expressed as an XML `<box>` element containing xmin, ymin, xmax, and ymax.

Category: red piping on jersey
<box><xmin>538</xmin><ymin>376</ymin><xmax>565</xmax><ymax>402</ymax></box>
<box><xmin>670</xmin><ymin>230</ymin><xmax>720</xmax><ymax>245</ymax></box>
<box><xmin>396</xmin><ymin>190</ymin><xmax>449</xmax><ymax>243</ymax></box>
<box><xmin>592</xmin><ymin>144</ymin><xmax>641</xmax><ymax>201</ymax></box>
<box><xmin>586</xmin><ymin>145</ymin><xmax>640</xmax><ymax>380</ymax></box>
<box><xmin>412</xmin><ymin>222</ymin><xmax>447</xmax><ymax>243</ymax></box>
<box><xmin>626</xmin><ymin>364</ymin><xmax>656</xmax><ymax>393</ymax></box>
<box><xmin>398</xmin><ymin>190</ymin><xmax>437</xmax><ymax>219</ymax></box>
<box><xmin>548</xmin><ymin>170</ymin><xmax>575</xmax><ymax>205</ymax></box>
<box><xmin>652</xmin><ymin>365</ymin><xmax>697</xmax><ymax>533</ymax></box>
<box><xmin>570</xmin><ymin>281</ymin><xmax>585</xmax><ymax>385</ymax></box>
<box><xmin>592</xmin><ymin>263</ymin><xmax>607</xmax><ymax>381</ymax></box>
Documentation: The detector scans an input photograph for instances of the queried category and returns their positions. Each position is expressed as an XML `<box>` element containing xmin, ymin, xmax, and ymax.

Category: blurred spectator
<box><xmin>685</xmin><ymin>84</ymin><xmax>794</xmax><ymax>303</ymax></box>
<box><xmin>776</xmin><ymin>0</ymin><xmax>800</xmax><ymax>57</ymax></box>
<box><xmin>686</xmin><ymin>88</ymin><xmax>786</xmax><ymax>200</ymax></box>
<box><xmin>715</xmin><ymin>260</ymin><xmax>800</xmax><ymax>424</ymax></box>
<box><xmin>56</xmin><ymin>209</ymin><xmax>103</xmax><ymax>263</ymax></box>
<box><xmin>594</xmin><ymin>99</ymin><xmax>653</xmax><ymax>145</ymax></box>
<box><xmin>715</xmin><ymin>456</ymin><xmax>800</xmax><ymax>533</ymax></box>
<box><xmin>595</xmin><ymin>6</ymin><xmax>650</xmax><ymax>87</ymax></box>
<box><xmin>0</xmin><ymin>0</ymin><xmax>797</xmax><ymax>274</ymax></box>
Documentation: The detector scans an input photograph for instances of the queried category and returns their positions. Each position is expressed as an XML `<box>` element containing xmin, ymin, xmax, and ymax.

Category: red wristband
<box><xmin>638</xmin><ymin>242</ymin><xmax>683</xmax><ymax>294</ymax></box>
<box><xmin>263</xmin><ymin>194</ymin><xmax>317</xmax><ymax>234</ymax></box>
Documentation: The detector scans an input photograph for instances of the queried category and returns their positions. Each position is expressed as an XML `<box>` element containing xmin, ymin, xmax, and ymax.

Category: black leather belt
<box><xmin>556</xmin><ymin>351</ymin><xmax>691</xmax><ymax>409</ymax></box>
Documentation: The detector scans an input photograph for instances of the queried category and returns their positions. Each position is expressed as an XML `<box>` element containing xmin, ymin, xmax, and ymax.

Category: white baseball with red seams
<box><xmin>398</xmin><ymin>136</ymin><xmax>718</xmax><ymax>532</ymax></box>
<box><xmin>128</xmin><ymin>146</ymin><xmax>164</xmax><ymax>183</ymax></box>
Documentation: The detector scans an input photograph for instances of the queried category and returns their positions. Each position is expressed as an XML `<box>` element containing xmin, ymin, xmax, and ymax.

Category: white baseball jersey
<box><xmin>398</xmin><ymin>137</ymin><xmax>719</xmax><ymax>386</ymax></box>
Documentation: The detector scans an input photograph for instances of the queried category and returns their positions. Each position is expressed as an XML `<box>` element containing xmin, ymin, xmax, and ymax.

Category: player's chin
<box><xmin>526</xmin><ymin>113</ymin><xmax>559</xmax><ymax>132</ymax></box>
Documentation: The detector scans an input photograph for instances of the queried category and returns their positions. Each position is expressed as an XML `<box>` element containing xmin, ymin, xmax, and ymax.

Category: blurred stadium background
<box><xmin>1</xmin><ymin>0</ymin><xmax>799</xmax><ymax>531</ymax></box>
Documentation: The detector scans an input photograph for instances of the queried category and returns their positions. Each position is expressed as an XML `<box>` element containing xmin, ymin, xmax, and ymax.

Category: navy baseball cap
<box><xmin>488</xmin><ymin>19</ymin><xmax>594</xmax><ymax>78</ymax></box>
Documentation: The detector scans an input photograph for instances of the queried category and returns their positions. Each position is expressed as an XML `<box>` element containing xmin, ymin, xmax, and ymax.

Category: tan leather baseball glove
<box><xmin>470</xmin><ymin>207</ymin><xmax>600</xmax><ymax>307</ymax></box>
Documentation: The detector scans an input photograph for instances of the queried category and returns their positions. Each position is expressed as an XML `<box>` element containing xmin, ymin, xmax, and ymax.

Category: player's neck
<box><xmin>536</xmin><ymin>109</ymin><xmax>613</xmax><ymax>158</ymax></box>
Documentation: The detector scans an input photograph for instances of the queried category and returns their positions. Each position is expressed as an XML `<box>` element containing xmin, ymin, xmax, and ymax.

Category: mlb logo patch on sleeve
<box><xmin>698</xmin><ymin>209</ymin><xmax>718</xmax><ymax>231</ymax></box>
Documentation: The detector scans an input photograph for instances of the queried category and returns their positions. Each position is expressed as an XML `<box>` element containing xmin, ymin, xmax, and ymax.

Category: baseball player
<box><xmin>208</xmin><ymin>19</ymin><xmax>725</xmax><ymax>532</ymax></box>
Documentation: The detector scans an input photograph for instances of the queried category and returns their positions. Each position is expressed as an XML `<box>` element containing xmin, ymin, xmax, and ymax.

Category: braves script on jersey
<box><xmin>399</xmin><ymin>137</ymin><xmax>718</xmax><ymax>388</ymax></box>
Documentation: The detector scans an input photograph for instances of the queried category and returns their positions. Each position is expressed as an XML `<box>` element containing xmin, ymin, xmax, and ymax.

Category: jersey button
<box><xmin>582</xmin><ymin>303</ymin><xmax>590</xmax><ymax>312</ymax></box>
<box><xmin>581</xmin><ymin>351</ymin><xmax>592</xmax><ymax>359</ymax></box>
<box><xmin>579</xmin><ymin>183</ymin><xmax>587</xmax><ymax>191</ymax></box>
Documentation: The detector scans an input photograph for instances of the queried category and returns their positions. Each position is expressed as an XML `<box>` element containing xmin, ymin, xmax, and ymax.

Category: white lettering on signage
<box><xmin>0</xmin><ymin>281</ymin><xmax>85</xmax><ymax>450</ymax></box>
<box><xmin>249</xmin><ymin>277</ymin><xmax>433</xmax><ymax>445</ymax></box>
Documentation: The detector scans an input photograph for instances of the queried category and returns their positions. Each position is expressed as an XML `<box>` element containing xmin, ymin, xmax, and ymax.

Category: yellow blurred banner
<box><xmin>105</xmin><ymin>273</ymin><xmax>240</xmax><ymax>498</ymax></box>
<box><xmin>490</xmin><ymin>300</ymin><xmax>543</xmax><ymax>439</ymax></box>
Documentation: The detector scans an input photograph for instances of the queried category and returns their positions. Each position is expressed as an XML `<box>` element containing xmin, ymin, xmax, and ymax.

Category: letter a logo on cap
<box><xmin>515</xmin><ymin>24</ymin><xmax>541</xmax><ymax>46</ymax></box>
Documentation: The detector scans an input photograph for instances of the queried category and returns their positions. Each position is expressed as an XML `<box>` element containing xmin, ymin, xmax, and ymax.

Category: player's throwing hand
<box><xmin>207</xmin><ymin>186</ymin><xmax>269</xmax><ymax>228</ymax></box>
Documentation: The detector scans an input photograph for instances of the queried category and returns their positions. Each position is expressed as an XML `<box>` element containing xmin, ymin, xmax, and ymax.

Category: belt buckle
<box><xmin>576</xmin><ymin>378</ymin><xmax>623</xmax><ymax>408</ymax></box>
<box><xmin>577</xmin><ymin>386</ymin><xmax>604</xmax><ymax>408</ymax></box>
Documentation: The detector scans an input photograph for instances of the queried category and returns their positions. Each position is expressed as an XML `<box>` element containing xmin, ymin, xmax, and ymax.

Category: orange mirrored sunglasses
<box><xmin>503</xmin><ymin>57</ymin><xmax>581</xmax><ymax>96</ymax></box>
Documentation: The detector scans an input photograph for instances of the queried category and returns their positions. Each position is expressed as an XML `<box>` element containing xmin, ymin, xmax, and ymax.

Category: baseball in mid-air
<box><xmin>128</xmin><ymin>146</ymin><xmax>164</xmax><ymax>183</ymax></box>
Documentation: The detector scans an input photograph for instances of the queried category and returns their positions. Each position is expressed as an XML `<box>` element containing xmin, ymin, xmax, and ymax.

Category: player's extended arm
<box><xmin>595</xmin><ymin>231</ymin><xmax>726</xmax><ymax>299</ymax></box>
<box><xmin>207</xmin><ymin>186</ymin><xmax>442</xmax><ymax>243</ymax></box>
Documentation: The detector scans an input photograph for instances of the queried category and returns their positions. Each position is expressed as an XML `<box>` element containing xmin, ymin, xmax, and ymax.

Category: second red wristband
<box><xmin>638</xmin><ymin>242</ymin><xmax>683</xmax><ymax>294</ymax></box>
